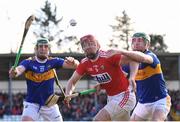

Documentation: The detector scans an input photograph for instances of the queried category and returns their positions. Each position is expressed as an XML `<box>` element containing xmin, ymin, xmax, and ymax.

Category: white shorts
<box><xmin>22</xmin><ymin>101</ymin><xmax>63</xmax><ymax>121</ymax></box>
<box><xmin>104</xmin><ymin>90</ymin><xmax>136</xmax><ymax>120</ymax></box>
<box><xmin>132</xmin><ymin>95</ymin><xmax>171</xmax><ymax>120</ymax></box>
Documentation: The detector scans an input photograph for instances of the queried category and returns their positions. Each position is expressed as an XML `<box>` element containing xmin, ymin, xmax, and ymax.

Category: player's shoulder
<box><xmin>99</xmin><ymin>50</ymin><xmax>118</xmax><ymax>58</ymax></box>
<box><xmin>100</xmin><ymin>49</ymin><xmax>121</xmax><ymax>59</ymax></box>
<box><xmin>99</xmin><ymin>50</ymin><xmax>108</xmax><ymax>57</ymax></box>
<box><xmin>47</xmin><ymin>57</ymin><xmax>65</xmax><ymax>62</ymax></box>
<box><xmin>146</xmin><ymin>50</ymin><xmax>156</xmax><ymax>56</ymax></box>
<box><xmin>48</xmin><ymin>56</ymin><xmax>55</xmax><ymax>59</ymax></box>
<box><xmin>47</xmin><ymin>56</ymin><xmax>59</xmax><ymax>60</ymax></box>
<box><xmin>81</xmin><ymin>57</ymin><xmax>89</xmax><ymax>63</ymax></box>
<box><xmin>20</xmin><ymin>57</ymin><xmax>34</xmax><ymax>65</ymax></box>
<box><xmin>146</xmin><ymin>50</ymin><xmax>159</xmax><ymax>60</ymax></box>
<box><xmin>24</xmin><ymin>56</ymin><xmax>35</xmax><ymax>61</ymax></box>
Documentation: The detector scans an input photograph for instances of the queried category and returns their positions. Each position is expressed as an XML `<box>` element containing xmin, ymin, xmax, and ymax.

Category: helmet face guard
<box><xmin>81</xmin><ymin>39</ymin><xmax>97</xmax><ymax>50</ymax></box>
<box><xmin>80</xmin><ymin>34</ymin><xmax>99</xmax><ymax>50</ymax></box>
<box><xmin>80</xmin><ymin>34</ymin><xmax>100</xmax><ymax>60</ymax></box>
<box><xmin>35</xmin><ymin>38</ymin><xmax>50</xmax><ymax>60</ymax></box>
<box><xmin>131</xmin><ymin>32</ymin><xmax>150</xmax><ymax>52</ymax></box>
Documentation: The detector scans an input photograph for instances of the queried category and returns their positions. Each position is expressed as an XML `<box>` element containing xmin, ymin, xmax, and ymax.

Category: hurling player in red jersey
<box><xmin>65</xmin><ymin>34</ymin><xmax>139</xmax><ymax>121</ymax></box>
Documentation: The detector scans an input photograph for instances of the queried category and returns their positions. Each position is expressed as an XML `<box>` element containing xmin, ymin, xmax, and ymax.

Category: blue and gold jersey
<box><xmin>122</xmin><ymin>50</ymin><xmax>168</xmax><ymax>103</ymax></box>
<box><xmin>19</xmin><ymin>56</ymin><xmax>64</xmax><ymax>106</ymax></box>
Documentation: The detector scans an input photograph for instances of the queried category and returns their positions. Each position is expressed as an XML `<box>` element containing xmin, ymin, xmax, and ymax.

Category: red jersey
<box><xmin>76</xmin><ymin>50</ymin><xmax>129</xmax><ymax>96</ymax></box>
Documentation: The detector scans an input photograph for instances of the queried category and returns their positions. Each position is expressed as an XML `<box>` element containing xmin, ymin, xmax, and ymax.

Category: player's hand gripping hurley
<box><xmin>66</xmin><ymin>88</ymin><xmax>97</xmax><ymax>99</ymax></box>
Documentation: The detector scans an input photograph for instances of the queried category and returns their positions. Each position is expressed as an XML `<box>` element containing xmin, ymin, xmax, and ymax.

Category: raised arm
<box><xmin>107</xmin><ymin>49</ymin><xmax>153</xmax><ymax>64</ymax></box>
<box><xmin>119</xmin><ymin>49</ymin><xmax>153</xmax><ymax>64</ymax></box>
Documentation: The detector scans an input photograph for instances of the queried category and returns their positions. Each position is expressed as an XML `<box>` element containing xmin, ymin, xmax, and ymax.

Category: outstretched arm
<box><xmin>120</xmin><ymin>49</ymin><xmax>153</xmax><ymax>64</ymax></box>
<box><xmin>63</xmin><ymin>57</ymin><xmax>80</xmax><ymax>69</ymax></box>
<box><xmin>107</xmin><ymin>49</ymin><xmax>153</xmax><ymax>64</ymax></box>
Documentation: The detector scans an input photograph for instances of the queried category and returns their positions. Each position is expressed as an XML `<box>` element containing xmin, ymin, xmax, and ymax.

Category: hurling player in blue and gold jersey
<box><xmin>117</xmin><ymin>32</ymin><xmax>171</xmax><ymax>121</ymax></box>
<box><xmin>9</xmin><ymin>38</ymin><xmax>79</xmax><ymax>121</ymax></box>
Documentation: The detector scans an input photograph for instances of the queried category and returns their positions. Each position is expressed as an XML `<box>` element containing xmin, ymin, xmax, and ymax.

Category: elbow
<box><xmin>142</xmin><ymin>57</ymin><xmax>153</xmax><ymax>64</ymax></box>
<box><xmin>141</xmin><ymin>57</ymin><xmax>147</xmax><ymax>63</ymax></box>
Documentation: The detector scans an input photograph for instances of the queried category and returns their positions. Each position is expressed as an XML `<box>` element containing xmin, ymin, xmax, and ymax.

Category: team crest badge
<box><xmin>100</xmin><ymin>65</ymin><xmax>105</xmax><ymax>70</ymax></box>
<box><xmin>47</xmin><ymin>65</ymin><xmax>51</xmax><ymax>69</ymax></box>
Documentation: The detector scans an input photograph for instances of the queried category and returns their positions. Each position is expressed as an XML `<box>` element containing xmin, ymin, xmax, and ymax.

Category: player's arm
<box><xmin>9</xmin><ymin>65</ymin><xmax>26</xmax><ymax>78</ymax></box>
<box><xmin>107</xmin><ymin>49</ymin><xmax>153</xmax><ymax>64</ymax></box>
<box><xmin>120</xmin><ymin>56</ymin><xmax>139</xmax><ymax>92</ymax></box>
<box><xmin>120</xmin><ymin>49</ymin><xmax>153</xmax><ymax>64</ymax></box>
<box><xmin>128</xmin><ymin>60</ymin><xmax>139</xmax><ymax>92</ymax></box>
<box><xmin>62</xmin><ymin>57</ymin><xmax>80</xmax><ymax>69</ymax></box>
<box><xmin>65</xmin><ymin>71</ymin><xmax>83</xmax><ymax>96</ymax></box>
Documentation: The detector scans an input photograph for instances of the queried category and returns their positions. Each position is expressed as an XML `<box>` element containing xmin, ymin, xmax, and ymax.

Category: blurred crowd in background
<box><xmin>0</xmin><ymin>90</ymin><xmax>179</xmax><ymax>121</ymax></box>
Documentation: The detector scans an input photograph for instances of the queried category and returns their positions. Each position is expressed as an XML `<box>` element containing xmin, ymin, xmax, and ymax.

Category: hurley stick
<box><xmin>13</xmin><ymin>15</ymin><xmax>35</xmax><ymax>69</ymax></box>
<box><xmin>53</xmin><ymin>69</ymin><xmax>66</xmax><ymax>97</ymax></box>
<box><xmin>66</xmin><ymin>88</ymin><xmax>97</xmax><ymax>99</ymax></box>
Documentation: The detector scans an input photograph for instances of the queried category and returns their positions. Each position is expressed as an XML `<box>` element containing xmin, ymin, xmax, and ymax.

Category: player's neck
<box><xmin>35</xmin><ymin>56</ymin><xmax>47</xmax><ymax>63</ymax></box>
<box><xmin>90</xmin><ymin>54</ymin><xmax>99</xmax><ymax>62</ymax></box>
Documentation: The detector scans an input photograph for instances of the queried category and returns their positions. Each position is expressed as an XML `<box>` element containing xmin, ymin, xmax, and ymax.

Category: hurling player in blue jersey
<box><xmin>117</xmin><ymin>32</ymin><xmax>171</xmax><ymax>121</ymax></box>
<box><xmin>9</xmin><ymin>38</ymin><xmax>79</xmax><ymax>121</ymax></box>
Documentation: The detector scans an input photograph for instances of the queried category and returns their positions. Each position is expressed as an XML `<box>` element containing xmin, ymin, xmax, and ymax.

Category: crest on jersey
<box><xmin>100</xmin><ymin>65</ymin><xmax>105</xmax><ymax>70</ymax></box>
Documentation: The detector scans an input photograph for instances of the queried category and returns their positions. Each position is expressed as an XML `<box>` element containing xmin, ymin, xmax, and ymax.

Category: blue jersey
<box><xmin>19</xmin><ymin>57</ymin><xmax>64</xmax><ymax>106</ymax></box>
<box><xmin>122</xmin><ymin>50</ymin><xmax>168</xmax><ymax>103</ymax></box>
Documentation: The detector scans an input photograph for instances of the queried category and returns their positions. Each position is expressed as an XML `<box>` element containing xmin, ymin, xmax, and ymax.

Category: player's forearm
<box><xmin>9</xmin><ymin>65</ymin><xmax>25</xmax><ymax>78</ymax></box>
<box><xmin>129</xmin><ymin>61</ymin><xmax>139</xmax><ymax>79</ymax></box>
<box><xmin>65</xmin><ymin>71</ymin><xmax>81</xmax><ymax>95</ymax></box>
<box><xmin>73</xmin><ymin>59</ymin><xmax>80</xmax><ymax>68</ymax></box>
<box><xmin>16</xmin><ymin>66</ymin><xmax>26</xmax><ymax>76</ymax></box>
<box><xmin>66</xmin><ymin>80</ymin><xmax>76</xmax><ymax>95</ymax></box>
<box><xmin>120</xmin><ymin>50</ymin><xmax>147</xmax><ymax>63</ymax></box>
<box><xmin>129</xmin><ymin>61</ymin><xmax>138</xmax><ymax>93</ymax></box>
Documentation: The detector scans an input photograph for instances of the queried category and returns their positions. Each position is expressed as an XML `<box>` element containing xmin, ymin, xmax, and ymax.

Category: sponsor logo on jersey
<box><xmin>91</xmin><ymin>72</ymin><xmax>111</xmax><ymax>84</ymax></box>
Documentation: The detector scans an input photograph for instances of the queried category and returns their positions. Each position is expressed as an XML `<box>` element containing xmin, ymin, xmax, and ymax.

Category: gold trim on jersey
<box><xmin>135</xmin><ymin>64</ymin><xmax>162</xmax><ymax>80</ymax></box>
<box><xmin>25</xmin><ymin>69</ymin><xmax>54</xmax><ymax>82</ymax></box>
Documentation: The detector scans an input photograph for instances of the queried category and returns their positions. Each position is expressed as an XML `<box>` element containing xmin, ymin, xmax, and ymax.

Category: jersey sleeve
<box><xmin>76</xmin><ymin>61</ymin><xmax>86</xmax><ymax>76</ymax></box>
<box><xmin>19</xmin><ymin>59</ymin><xmax>31</xmax><ymax>70</ymax></box>
<box><xmin>147</xmin><ymin>52</ymin><xmax>159</xmax><ymax>68</ymax></box>
<box><xmin>53</xmin><ymin>57</ymin><xmax>64</xmax><ymax>68</ymax></box>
